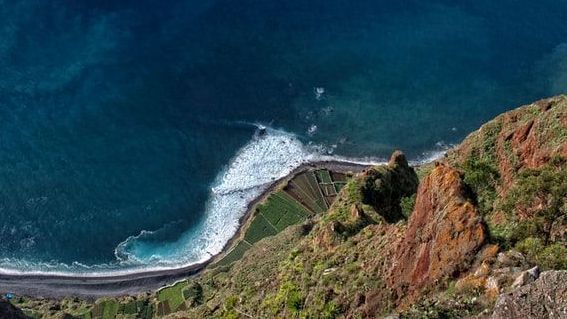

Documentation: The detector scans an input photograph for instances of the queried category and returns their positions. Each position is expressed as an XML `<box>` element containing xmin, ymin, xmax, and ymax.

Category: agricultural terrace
<box><xmin>59</xmin><ymin>168</ymin><xmax>351</xmax><ymax>319</ymax></box>
<box><xmin>216</xmin><ymin>169</ymin><xmax>350</xmax><ymax>267</ymax></box>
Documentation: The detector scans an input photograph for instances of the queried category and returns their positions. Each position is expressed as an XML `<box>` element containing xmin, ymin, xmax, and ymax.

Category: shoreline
<box><xmin>0</xmin><ymin>160</ymin><xmax>371</xmax><ymax>299</ymax></box>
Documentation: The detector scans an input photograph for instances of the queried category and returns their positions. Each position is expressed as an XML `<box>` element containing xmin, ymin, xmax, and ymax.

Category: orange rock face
<box><xmin>387</xmin><ymin>163</ymin><xmax>486</xmax><ymax>306</ymax></box>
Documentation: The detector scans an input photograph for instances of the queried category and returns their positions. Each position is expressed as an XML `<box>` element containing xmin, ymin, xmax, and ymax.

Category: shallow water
<box><xmin>0</xmin><ymin>0</ymin><xmax>566</xmax><ymax>274</ymax></box>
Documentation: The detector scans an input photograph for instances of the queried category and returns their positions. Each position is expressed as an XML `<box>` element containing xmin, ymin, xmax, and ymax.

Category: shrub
<box><xmin>400</xmin><ymin>194</ymin><xmax>416</xmax><ymax>218</ymax></box>
<box><xmin>462</xmin><ymin>157</ymin><xmax>500</xmax><ymax>215</ymax></box>
<box><xmin>515</xmin><ymin>237</ymin><xmax>567</xmax><ymax>270</ymax></box>
<box><xmin>538</xmin><ymin>244</ymin><xmax>567</xmax><ymax>270</ymax></box>
<box><xmin>501</xmin><ymin>160</ymin><xmax>567</xmax><ymax>244</ymax></box>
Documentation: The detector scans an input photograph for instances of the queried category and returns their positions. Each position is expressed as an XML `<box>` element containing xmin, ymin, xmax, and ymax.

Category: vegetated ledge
<box><xmin>0</xmin><ymin>160</ymin><xmax>371</xmax><ymax>299</ymax></box>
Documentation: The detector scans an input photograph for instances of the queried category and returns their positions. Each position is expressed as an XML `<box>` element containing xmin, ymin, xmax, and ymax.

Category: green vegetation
<box><xmin>334</xmin><ymin>182</ymin><xmax>347</xmax><ymax>193</ymax></box>
<box><xmin>218</xmin><ymin>169</ymin><xmax>352</xmax><ymax>266</ymax></box>
<box><xmin>259</xmin><ymin>192</ymin><xmax>311</xmax><ymax>231</ymax></box>
<box><xmin>316</xmin><ymin>169</ymin><xmax>333</xmax><ymax>184</ymax></box>
<box><xmin>400</xmin><ymin>194</ymin><xmax>416</xmax><ymax>218</ymax></box>
<box><xmin>157</xmin><ymin>281</ymin><xmax>188</xmax><ymax>312</ymax></box>
<box><xmin>516</xmin><ymin>238</ymin><xmax>567</xmax><ymax>270</ymax></box>
<box><xmin>244</xmin><ymin>212</ymin><xmax>278</xmax><ymax>243</ymax></box>
<box><xmin>215</xmin><ymin>241</ymin><xmax>252</xmax><ymax>267</ymax></box>
<box><xmin>91</xmin><ymin>300</ymin><xmax>119</xmax><ymax>319</ymax></box>
<box><xmin>183</xmin><ymin>283</ymin><xmax>204</xmax><ymax>306</ymax></box>
<box><xmin>497</xmin><ymin>159</ymin><xmax>567</xmax><ymax>251</ymax></box>
<box><xmin>462</xmin><ymin>157</ymin><xmax>500</xmax><ymax>215</ymax></box>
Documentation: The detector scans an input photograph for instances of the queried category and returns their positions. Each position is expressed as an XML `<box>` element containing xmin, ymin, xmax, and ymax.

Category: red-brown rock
<box><xmin>387</xmin><ymin>163</ymin><xmax>486</xmax><ymax>306</ymax></box>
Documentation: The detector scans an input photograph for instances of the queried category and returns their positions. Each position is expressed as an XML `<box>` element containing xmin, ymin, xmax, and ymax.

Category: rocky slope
<box><xmin>4</xmin><ymin>95</ymin><xmax>567</xmax><ymax>318</ymax></box>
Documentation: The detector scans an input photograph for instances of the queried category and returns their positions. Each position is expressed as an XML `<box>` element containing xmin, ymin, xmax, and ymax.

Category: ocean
<box><xmin>0</xmin><ymin>0</ymin><xmax>566</xmax><ymax>274</ymax></box>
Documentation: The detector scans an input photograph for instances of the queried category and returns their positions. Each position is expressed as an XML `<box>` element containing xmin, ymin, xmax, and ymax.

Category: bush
<box><xmin>400</xmin><ymin>194</ymin><xmax>416</xmax><ymax>218</ymax></box>
<box><xmin>538</xmin><ymin>244</ymin><xmax>567</xmax><ymax>270</ymax></box>
<box><xmin>501</xmin><ymin>160</ymin><xmax>567</xmax><ymax>244</ymax></box>
<box><xmin>515</xmin><ymin>237</ymin><xmax>567</xmax><ymax>270</ymax></box>
<box><xmin>462</xmin><ymin>157</ymin><xmax>500</xmax><ymax>215</ymax></box>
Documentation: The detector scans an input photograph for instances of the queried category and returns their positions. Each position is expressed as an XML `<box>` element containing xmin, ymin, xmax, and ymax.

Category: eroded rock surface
<box><xmin>491</xmin><ymin>270</ymin><xmax>567</xmax><ymax>319</ymax></box>
<box><xmin>388</xmin><ymin>163</ymin><xmax>486</xmax><ymax>306</ymax></box>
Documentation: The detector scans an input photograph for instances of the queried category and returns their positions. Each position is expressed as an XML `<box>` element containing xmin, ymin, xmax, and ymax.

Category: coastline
<box><xmin>0</xmin><ymin>160</ymin><xmax>371</xmax><ymax>298</ymax></box>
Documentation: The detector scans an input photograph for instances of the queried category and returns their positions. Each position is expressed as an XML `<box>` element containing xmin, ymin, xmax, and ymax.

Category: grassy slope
<box><xmin>10</xmin><ymin>96</ymin><xmax>567</xmax><ymax>319</ymax></box>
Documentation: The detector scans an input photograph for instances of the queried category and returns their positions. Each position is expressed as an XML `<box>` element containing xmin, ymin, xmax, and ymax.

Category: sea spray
<box><xmin>0</xmin><ymin>126</ymin><xmax>441</xmax><ymax>276</ymax></box>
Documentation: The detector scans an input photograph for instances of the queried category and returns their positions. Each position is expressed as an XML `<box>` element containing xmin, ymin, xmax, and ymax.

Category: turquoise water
<box><xmin>0</xmin><ymin>0</ymin><xmax>566</xmax><ymax>274</ymax></box>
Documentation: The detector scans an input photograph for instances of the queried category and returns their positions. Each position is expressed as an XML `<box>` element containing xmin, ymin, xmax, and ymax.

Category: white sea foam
<box><xmin>0</xmin><ymin>126</ymin><xmax>432</xmax><ymax>277</ymax></box>
<box><xmin>0</xmin><ymin>127</ymin><xmax>320</xmax><ymax>276</ymax></box>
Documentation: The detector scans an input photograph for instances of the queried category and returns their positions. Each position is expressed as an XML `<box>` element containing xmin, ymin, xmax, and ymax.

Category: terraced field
<box><xmin>216</xmin><ymin>169</ymin><xmax>350</xmax><ymax>267</ymax></box>
<box><xmin>82</xmin><ymin>299</ymin><xmax>153</xmax><ymax>319</ymax></box>
<box><xmin>70</xmin><ymin>168</ymin><xmax>352</xmax><ymax>319</ymax></box>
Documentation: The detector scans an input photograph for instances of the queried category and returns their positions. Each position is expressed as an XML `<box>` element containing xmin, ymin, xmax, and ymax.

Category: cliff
<box><xmin>5</xmin><ymin>96</ymin><xmax>567</xmax><ymax>319</ymax></box>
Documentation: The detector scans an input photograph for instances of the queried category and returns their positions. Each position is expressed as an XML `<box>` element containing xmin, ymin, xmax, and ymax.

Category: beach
<box><xmin>0</xmin><ymin>160</ymin><xmax>370</xmax><ymax>298</ymax></box>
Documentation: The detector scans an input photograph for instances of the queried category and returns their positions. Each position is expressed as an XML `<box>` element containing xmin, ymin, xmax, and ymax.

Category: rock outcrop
<box><xmin>387</xmin><ymin>163</ymin><xmax>487</xmax><ymax>306</ymax></box>
<box><xmin>8</xmin><ymin>96</ymin><xmax>567</xmax><ymax>319</ymax></box>
<box><xmin>491</xmin><ymin>270</ymin><xmax>567</xmax><ymax>319</ymax></box>
<box><xmin>361</xmin><ymin>150</ymin><xmax>419</xmax><ymax>223</ymax></box>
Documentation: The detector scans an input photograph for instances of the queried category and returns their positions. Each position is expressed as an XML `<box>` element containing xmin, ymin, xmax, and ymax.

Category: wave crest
<box><xmin>0</xmin><ymin>126</ymin><xmax>443</xmax><ymax>276</ymax></box>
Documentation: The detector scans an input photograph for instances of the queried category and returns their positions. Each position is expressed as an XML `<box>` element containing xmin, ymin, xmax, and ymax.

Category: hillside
<box><xmin>3</xmin><ymin>95</ymin><xmax>567</xmax><ymax>319</ymax></box>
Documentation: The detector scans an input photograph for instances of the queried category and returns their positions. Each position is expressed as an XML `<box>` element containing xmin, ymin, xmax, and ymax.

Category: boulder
<box><xmin>491</xmin><ymin>270</ymin><xmax>567</xmax><ymax>319</ymax></box>
<box><xmin>510</xmin><ymin>266</ymin><xmax>540</xmax><ymax>289</ymax></box>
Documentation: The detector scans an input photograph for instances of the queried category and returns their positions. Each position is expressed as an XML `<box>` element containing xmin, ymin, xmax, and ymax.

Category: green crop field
<box><xmin>215</xmin><ymin>169</ymin><xmax>352</xmax><ymax>267</ymax></box>
<box><xmin>102</xmin><ymin>301</ymin><xmax>119</xmax><ymax>319</ymax></box>
<box><xmin>81</xmin><ymin>296</ymin><xmax>155</xmax><ymax>319</ymax></box>
<box><xmin>243</xmin><ymin>213</ymin><xmax>278</xmax><ymax>243</ymax></box>
<box><xmin>90</xmin><ymin>300</ymin><xmax>120</xmax><ymax>319</ymax></box>
<box><xmin>216</xmin><ymin>240</ymin><xmax>252</xmax><ymax>266</ymax></box>
<box><xmin>158</xmin><ymin>281</ymin><xmax>188</xmax><ymax>312</ymax></box>
<box><xmin>123</xmin><ymin>301</ymin><xmax>137</xmax><ymax>315</ymax></box>
<box><xmin>321</xmin><ymin>184</ymin><xmax>337</xmax><ymax>196</ymax></box>
<box><xmin>260</xmin><ymin>192</ymin><xmax>311</xmax><ymax>230</ymax></box>
<box><xmin>315</xmin><ymin>170</ymin><xmax>333</xmax><ymax>184</ymax></box>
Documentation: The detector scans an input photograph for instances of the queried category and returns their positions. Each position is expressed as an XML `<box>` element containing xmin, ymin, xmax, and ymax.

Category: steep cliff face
<box><xmin>445</xmin><ymin>96</ymin><xmax>567</xmax><ymax>271</ymax></box>
<box><xmin>9</xmin><ymin>96</ymin><xmax>567</xmax><ymax>319</ymax></box>
<box><xmin>388</xmin><ymin>163</ymin><xmax>486</xmax><ymax>306</ymax></box>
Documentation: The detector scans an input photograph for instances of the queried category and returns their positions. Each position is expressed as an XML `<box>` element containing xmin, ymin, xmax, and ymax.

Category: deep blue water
<box><xmin>0</xmin><ymin>0</ymin><xmax>566</xmax><ymax>273</ymax></box>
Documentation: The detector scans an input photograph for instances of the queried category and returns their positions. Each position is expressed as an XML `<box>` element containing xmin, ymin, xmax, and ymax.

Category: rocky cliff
<box><xmin>4</xmin><ymin>96</ymin><xmax>567</xmax><ymax>318</ymax></box>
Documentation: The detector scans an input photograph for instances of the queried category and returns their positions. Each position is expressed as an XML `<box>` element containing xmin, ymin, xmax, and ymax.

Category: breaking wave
<box><xmin>0</xmin><ymin>126</ymin><xmax>441</xmax><ymax>276</ymax></box>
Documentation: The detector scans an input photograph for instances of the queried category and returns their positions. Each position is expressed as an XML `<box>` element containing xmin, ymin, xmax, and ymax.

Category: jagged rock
<box><xmin>491</xmin><ymin>271</ymin><xmax>567</xmax><ymax>319</ymax></box>
<box><xmin>350</xmin><ymin>204</ymin><xmax>364</xmax><ymax>219</ymax></box>
<box><xmin>495</xmin><ymin>250</ymin><xmax>528</xmax><ymax>268</ymax></box>
<box><xmin>485</xmin><ymin>276</ymin><xmax>500</xmax><ymax>298</ymax></box>
<box><xmin>510</xmin><ymin>266</ymin><xmax>540</xmax><ymax>289</ymax></box>
<box><xmin>388</xmin><ymin>150</ymin><xmax>409</xmax><ymax>168</ymax></box>
<box><xmin>387</xmin><ymin>163</ymin><xmax>486</xmax><ymax>306</ymax></box>
<box><xmin>361</xmin><ymin>151</ymin><xmax>419</xmax><ymax>223</ymax></box>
